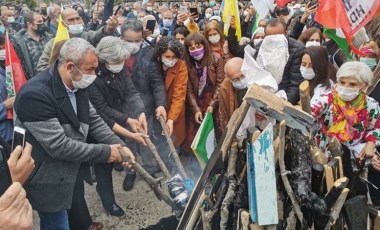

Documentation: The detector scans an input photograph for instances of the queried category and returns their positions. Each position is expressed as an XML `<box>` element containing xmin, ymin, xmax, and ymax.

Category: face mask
<box><xmin>70</xmin><ymin>64</ymin><xmax>97</xmax><ymax>89</ymax></box>
<box><xmin>0</xmin><ymin>49</ymin><xmax>5</xmax><ymax>61</ymax></box>
<box><xmin>210</xmin><ymin>1</ymin><xmax>215</xmax><ymax>7</ymax></box>
<box><xmin>360</xmin><ymin>57</ymin><xmax>377</xmax><ymax>70</ymax></box>
<box><xmin>7</xmin><ymin>17</ymin><xmax>15</xmax><ymax>23</ymax></box>
<box><xmin>163</xmin><ymin>19</ymin><xmax>173</xmax><ymax>27</ymax></box>
<box><xmin>253</xmin><ymin>38</ymin><xmax>263</xmax><ymax>46</ymax></box>
<box><xmin>147</xmin><ymin>7</ymin><xmax>153</xmax><ymax>11</ymax></box>
<box><xmin>214</xmin><ymin>10</ymin><xmax>220</xmax><ymax>16</ymax></box>
<box><xmin>336</xmin><ymin>85</ymin><xmax>360</xmax><ymax>102</ymax></box>
<box><xmin>243</xmin><ymin>11</ymin><xmax>249</xmax><ymax>17</ymax></box>
<box><xmin>137</xmin><ymin>17</ymin><xmax>144</xmax><ymax>22</ymax></box>
<box><xmin>231</xmin><ymin>77</ymin><xmax>247</xmax><ymax>89</ymax></box>
<box><xmin>162</xmin><ymin>57</ymin><xmax>178</xmax><ymax>68</ymax></box>
<box><xmin>305</xmin><ymin>41</ymin><xmax>320</xmax><ymax>48</ymax></box>
<box><xmin>126</xmin><ymin>7</ymin><xmax>130</xmax><ymax>11</ymax></box>
<box><xmin>300</xmin><ymin>66</ymin><xmax>315</xmax><ymax>80</ymax></box>
<box><xmin>124</xmin><ymin>41</ymin><xmax>141</xmax><ymax>54</ymax></box>
<box><xmin>189</xmin><ymin>47</ymin><xmax>205</xmax><ymax>61</ymax></box>
<box><xmin>41</xmin><ymin>8</ymin><xmax>47</xmax><ymax>15</ymax></box>
<box><xmin>36</xmin><ymin>23</ymin><xmax>46</xmax><ymax>35</ymax></box>
<box><xmin>208</xmin><ymin>34</ymin><xmax>220</xmax><ymax>44</ymax></box>
<box><xmin>300</xmin><ymin>7</ymin><xmax>305</xmax><ymax>12</ymax></box>
<box><xmin>107</xmin><ymin>63</ymin><xmax>124</xmax><ymax>73</ymax></box>
<box><xmin>67</xmin><ymin>24</ymin><xmax>84</xmax><ymax>36</ymax></box>
<box><xmin>158</xmin><ymin>14</ymin><xmax>162</xmax><ymax>19</ymax></box>
<box><xmin>133</xmin><ymin>10</ymin><xmax>138</xmax><ymax>16</ymax></box>
<box><xmin>116</xmin><ymin>26</ymin><xmax>121</xmax><ymax>34</ymax></box>
<box><xmin>0</xmin><ymin>25</ymin><xmax>5</xmax><ymax>34</ymax></box>
<box><xmin>205</xmin><ymin>13</ymin><xmax>212</xmax><ymax>19</ymax></box>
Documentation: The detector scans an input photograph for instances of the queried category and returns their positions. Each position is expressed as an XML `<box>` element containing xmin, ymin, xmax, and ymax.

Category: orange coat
<box><xmin>165</xmin><ymin>60</ymin><xmax>188</xmax><ymax>147</ymax></box>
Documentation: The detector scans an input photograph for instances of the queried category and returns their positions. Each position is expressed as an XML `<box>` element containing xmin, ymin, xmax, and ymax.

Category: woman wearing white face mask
<box><xmin>311</xmin><ymin>61</ymin><xmax>380</xmax><ymax>165</ymax></box>
<box><xmin>299</xmin><ymin>27</ymin><xmax>324</xmax><ymax>48</ymax></box>
<box><xmin>87</xmin><ymin>36</ymin><xmax>149</xmax><ymax>216</ymax></box>
<box><xmin>204</xmin><ymin>20</ymin><xmax>232</xmax><ymax>62</ymax></box>
<box><xmin>299</xmin><ymin>46</ymin><xmax>336</xmax><ymax>101</ymax></box>
<box><xmin>154</xmin><ymin>37</ymin><xmax>188</xmax><ymax>147</ymax></box>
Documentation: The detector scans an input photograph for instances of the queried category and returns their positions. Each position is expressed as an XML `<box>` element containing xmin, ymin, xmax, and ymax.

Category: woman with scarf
<box><xmin>184</xmin><ymin>32</ymin><xmax>225</xmax><ymax>149</ymax></box>
<box><xmin>311</xmin><ymin>61</ymin><xmax>380</xmax><ymax>179</ymax></box>
<box><xmin>203</xmin><ymin>20</ymin><xmax>232</xmax><ymax>62</ymax></box>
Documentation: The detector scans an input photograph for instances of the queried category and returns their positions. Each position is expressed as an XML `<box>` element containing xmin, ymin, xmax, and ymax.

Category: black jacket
<box><xmin>87</xmin><ymin>63</ymin><xmax>146</xmax><ymax>129</ymax></box>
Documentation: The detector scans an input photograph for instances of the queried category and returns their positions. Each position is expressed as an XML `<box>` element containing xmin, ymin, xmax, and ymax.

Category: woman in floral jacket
<box><xmin>311</xmin><ymin>61</ymin><xmax>380</xmax><ymax>164</ymax></box>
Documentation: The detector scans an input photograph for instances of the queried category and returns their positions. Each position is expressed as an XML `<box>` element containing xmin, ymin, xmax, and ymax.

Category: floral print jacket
<box><xmin>311</xmin><ymin>92</ymin><xmax>380</xmax><ymax>158</ymax></box>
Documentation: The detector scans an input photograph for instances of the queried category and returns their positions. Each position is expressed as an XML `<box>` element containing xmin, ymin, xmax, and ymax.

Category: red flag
<box><xmin>5</xmin><ymin>32</ymin><xmax>27</xmax><ymax>119</ymax></box>
<box><xmin>315</xmin><ymin>0</ymin><xmax>380</xmax><ymax>55</ymax></box>
<box><xmin>275</xmin><ymin>0</ymin><xmax>291</xmax><ymax>8</ymax></box>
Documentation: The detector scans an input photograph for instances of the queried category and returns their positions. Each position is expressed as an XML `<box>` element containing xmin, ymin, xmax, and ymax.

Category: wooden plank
<box><xmin>325</xmin><ymin>188</ymin><xmax>350</xmax><ymax>229</ymax></box>
<box><xmin>237</xmin><ymin>209</ymin><xmax>252</xmax><ymax>230</ymax></box>
<box><xmin>324</xmin><ymin>164</ymin><xmax>335</xmax><ymax>192</ymax></box>
<box><xmin>335</xmin><ymin>156</ymin><xmax>344</xmax><ymax>179</ymax></box>
<box><xmin>311</xmin><ymin>146</ymin><xmax>328</xmax><ymax>165</ymax></box>
<box><xmin>244</xmin><ymin>84</ymin><xmax>314</xmax><ymax>135</ymax></box>
<box><xmin>299</xmin><ymin>80</ymin><xmax>311</xmax><ymax>114</ymax></box>
<box><xmin>249</xmin><ymin>123</ymin><xmax>278</xmax><ymax>225</ymax></box>
<box><xmin>247</xmin><ymin>131</ymin><xmax>261</xmax><ymax>223</ymax></box>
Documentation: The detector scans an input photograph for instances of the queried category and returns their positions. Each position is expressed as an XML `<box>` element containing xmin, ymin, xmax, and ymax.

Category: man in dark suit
<box><xmin>14</xmin><ymin>38</ymin><xmax>135</xmax><ymax>230</ymax></box>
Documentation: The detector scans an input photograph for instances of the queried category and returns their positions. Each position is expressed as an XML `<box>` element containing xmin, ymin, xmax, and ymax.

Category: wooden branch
<box><xmin>158</xmin><ymin>116</ymin><xmax>187</xmax><ymax>178</ymax></box>
<box><xmin>328</xmin><ymin>137</ymin><xmax>342</xmax><ymax>158</ymax></box>
<box><xmin>277</xmin><ymin>120</ymin><xmax>304</xmax><ymax>224</ymax></box>
<box><xmin>299</xmin><ymin>80</ymin><xmax>311</xmax><ymax>114</ymax></box>
<box><xmin>138</xmin><ymin>127</ymin><xmax>171</xmax><ymax>178</ymax></box>
<box><xmin>311</xmin><ymin>146</ymin><xmax>328</xmax><ymax>165</ymax></box>
<box><xmin>324</xmin><ymin>188</ymin><xmax>349</xmax><ymax>229</ymax></box>
<box><xmin>245</xmin><ymin>84</ymin><xmax>314</xmax><ymax>135</ymax></box>
<box><xmin>200</xmin><ymin>206</ymin><xmax>217</xmax><ymax>230</ymax></box>
<box><xmin>227</xmin><ymin>142</ymin><xmax>238</xmax><ymax>177</ymax></box>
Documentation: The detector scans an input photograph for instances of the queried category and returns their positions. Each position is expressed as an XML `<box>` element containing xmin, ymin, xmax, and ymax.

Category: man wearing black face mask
<box><xmin>40</xmin><ymin>3</ymin><xmax>48</xmax><ymax>22</ymax></box>
<box><xmin>12</xmin><ymin>11</ymin><xmax>53</xmax><ymax>79</ymax></box>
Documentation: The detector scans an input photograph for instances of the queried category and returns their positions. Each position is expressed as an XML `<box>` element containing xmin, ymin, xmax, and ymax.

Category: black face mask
<box><xmin>78</xmin><ymin>10</ymin><xmax>85</xmax><ymax>17</ymax></box>
<box><xmin>36</xmin><ymin>23</ymin><xmax>46</xmax><ymax>34</ymax></box>
<box><xmin>41</xmin><ymin>8</ymin><xmax>47</xmax><ymax>15</ymax></box>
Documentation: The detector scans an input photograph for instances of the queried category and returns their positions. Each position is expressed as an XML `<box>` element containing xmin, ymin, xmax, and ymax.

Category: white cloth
<box><xmin>311</xmin><ymin>80</ymin><xmax>335</xmax><ymax>102</ymax></box>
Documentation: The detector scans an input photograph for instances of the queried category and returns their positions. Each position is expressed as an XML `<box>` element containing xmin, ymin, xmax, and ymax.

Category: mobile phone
<box><xmin>12</xmin><ymin>126</ymin><xmax>25</xmax><ymax>151</ymax></box>
<box><xmin>0</xmin><ymin>146</ymin><xmax>12</xmax><ymax>196</ymax></box>
<box><xmin>162</xmin><ymin>28</ymin><xmax>169</xmax><ymax>36</ymax></box>
<box><xmin>146</xmin><ymin>19</ymin><xmax>156</xmax><ymax>33</ymax></box>
<box><xmin>114</xmin><ymin>5</ymin><xmax>122</xmax><ymax>16</ymax></box>
<box><xmin>189</xmin><ymin>7</ymin><xmax>198</xmax><ymax>16</ymax></box>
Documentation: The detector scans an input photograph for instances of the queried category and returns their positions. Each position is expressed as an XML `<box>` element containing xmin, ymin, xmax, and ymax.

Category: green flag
<box><xmin>191</xmin><ymin>112</ymin><xmax>216</xmax><ymax>168</ymax></box>
<box><xmin>324</xmin><ymin>28</ymin><xmax>352</xmax><ymax>59</ymax></box>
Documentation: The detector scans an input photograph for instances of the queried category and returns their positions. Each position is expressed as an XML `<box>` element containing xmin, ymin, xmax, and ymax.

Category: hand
<box><xmin>230</xmin><ymin>16</ymin><xmax>236</xmax><ymax>29</ymax></box>
<box><xmin>7</xmin><ymin>143</ymin><xmax>34</xmax><ymax>185</ymax></box>
<box><xmin>3</xmin><ymin>97</ymin><xmax>15</xmax><ymax>110</ymax></box>
<box><xmin>127</xmin><ymin>118</ymin><xmax>140</xmax><ymax>133</ymax></box>
<box><xmin>222</xmin><ymin>41</ymin><xmax>229</xmax><ymax>54</ymax></box>
<box><xmin>156</xmin><ymin>35</ymin><xmax>162</xmax><ymax>43</ymax></box>
<box><xmin>108</xmin><ymin>144</ymin><xmax>122</xmax><ymax>163</ymax></box>
<box><xmin>372</xmin><ymin>155</ymin><xmax>380</xmax><ymax>171</ymax></box>
<box><xmin>119</xmin><ymin>146</ymin><xmax>136</xmax><ymax>169</ymax></box>
<box><xmin>177</xmin><ymin>12</ymin><xmax>188</xmax><ymax>24</ymax></box>
<box><xmin>359</xmin><ymin>141</ymin><xmax>376</xmax><ymax>159</ymax></box>
<box><xmin>105</xmin><ymin>15</ymin><xmax>118</xmax><ymax>33</ymax></box>
<box><xmin>300</xmin><ymin>2</ymin><xmax>319</xmax><ymax>24</ymax></box>
<box><xmin>206</xmin><ymin>106</ymin><xmax>213</xmax><ymax>113</ymax></box>
<box><xmin>188</xmin><ymin>12</ymin><xmax>197</xmax><ymax>22</ymax></box>
<box><xmin>138</xmin><ymin>113</ymin><xmax>148</xmax><ymax>134</ymax></box>
<box><xmin>92</xmin><ymin>12</ymin><xmax>99</xmax><ymax>22</ymax></box>
<box><xmin>166</xmin><ymin>119</ymin><xmax>174</xmax><ymax>136</ymax></box>
<box><xmin>0</xmin><ymin>182</ymin><xmax>33</xmax><ymax>230</ymax></box>
<box><xmin>143</xmin><ymin>29</ymin><xmax>152</xmax><ymax>39</ymax></box>
<box><xmin>155</xmin><ymin>106</ymin><xmax>167</xmax><ymax>121</ymax></box>
<box><xmin>194</xmin><ymin>111</ymin><xmax>203</xmax><ymax>124</ymax></box>
<box><xmin>131</xmin><ymin>132</ymin><xmax>148</xmax><ymax>146</ymax></box>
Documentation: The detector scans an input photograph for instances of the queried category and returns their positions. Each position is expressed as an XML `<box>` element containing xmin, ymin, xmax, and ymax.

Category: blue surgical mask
<box><xmin>0</xmin><ymin>25</ymin><xmax>5</xmax><ymax>34</ymax></box>
<box><xmin>214</xmin><ymin>10</ymin><xmax>220</xmax><ymax>16</ymax></box>
<box><xmin>163</xmin><ymin>19</ymin><xmax>173</xmax><ymax>27</ymax></box>
<box><xmin>300</xmin><ymin>7</ymin><xmax>305</xmax><ymax>12</ymax></box>
<box><xmin>360</xmin><ymin>57</ymin><xmax>377</xmax><ymax>70</ymax></box>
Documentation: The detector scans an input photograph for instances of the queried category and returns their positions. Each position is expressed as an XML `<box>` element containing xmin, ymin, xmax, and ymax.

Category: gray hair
<box><xmin>59</xmin><ymin>38</ymin><xmax>98</xmax><ymax>65</ymax></box>
<box><xmin>120</xmin><ymin>19</ymin><xmax>144</xmax><ymax>37</ymax></box>
<box><xmin>134</xmin><ymin>1</ymin><xmax>142</xmax><ymax>8</ymax></box>
<box><xmin>336</xmin><ymin>61</ymin><xmax>373</xmax><ymax>84</ymax></box>
<box><xmin>96</xmin><ymin>36</ymin><xmax>130</xmax><ymax>64</ymax></box>
<box><xmin>47</xmin><ymin>4</ymin><xmax>60</xmax><ymax>16</ymax></box>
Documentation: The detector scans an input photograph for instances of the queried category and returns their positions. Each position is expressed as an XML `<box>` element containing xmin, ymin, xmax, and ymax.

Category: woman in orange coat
<box><xmin>154</xmin><ymin>37</ymin><xmax>188</xmax><ymax>147</ymax></box>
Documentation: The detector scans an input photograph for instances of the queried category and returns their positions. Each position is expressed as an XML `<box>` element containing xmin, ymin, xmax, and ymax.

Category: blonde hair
<box><xmin>203</xmin><ymin>20</ymin><xmax>224</xmax><ymax>45</ymax></box>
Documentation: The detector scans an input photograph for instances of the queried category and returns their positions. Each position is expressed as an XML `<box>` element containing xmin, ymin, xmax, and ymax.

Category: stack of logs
<box><xmin>176</xmin><ymin>83</ymin><xmax>380</xmax><ymax>230</ymax></box>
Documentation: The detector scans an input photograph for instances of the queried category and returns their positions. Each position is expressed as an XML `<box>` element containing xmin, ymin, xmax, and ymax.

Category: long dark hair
<box><xmin>184</xmin><ymin>32</ymin><xmax>211</xmax><ymax>69</ymax></box>
<box><xmin>300</xmin><ymin>46</ymin><xmax>337</xmax><ymax>97</ymax></box>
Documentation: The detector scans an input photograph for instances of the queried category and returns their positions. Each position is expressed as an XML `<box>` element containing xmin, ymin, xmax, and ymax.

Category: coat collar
<box><xmin>50</xmin><ymin>62</ymin><xmax>89</xmax><ymax>132</ymax></box>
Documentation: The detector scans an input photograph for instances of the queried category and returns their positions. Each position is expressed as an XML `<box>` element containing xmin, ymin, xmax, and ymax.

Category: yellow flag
<box><xmin>222</xmin><ymin>0</ymin><xmax>241</xmax><ymax>41</ymax></box>
<box><xmin>52</xmin><ymin>7</ymin><xmax>69</xmax><ymax>53</ymax></box>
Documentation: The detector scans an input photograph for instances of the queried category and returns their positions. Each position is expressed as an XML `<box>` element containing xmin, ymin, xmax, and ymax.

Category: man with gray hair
<box><xmin>14</xmin><ymin>38</ymin><xmax>135</xmax><ymax>230</ymax></box>
<box><xmin>45</xmin><ymin>3</ymin><xmax>61</xmax><ymax>35</ymax></box>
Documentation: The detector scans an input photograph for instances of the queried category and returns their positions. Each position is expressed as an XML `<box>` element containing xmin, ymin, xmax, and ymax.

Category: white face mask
<box><xmin>70</xmin><ymin>64</ymin><xmax>97</xmax><ymax>89</ymax></box>
<box><xmin>300</xmin><ymin>66</ymin><xmax>315</xmax><ymax>80</ymax></box>
<box><xmin>336</xmin><ymin>85</ymin><xmax>361</xmax><ymax>102</ymax></box>
<box><xmin>231</xmin><ymin>77</ymin><xmax>247</xmax><ymax>89</ymax></box>
<box><xmin>107</xmin><ymin>63</ymin><xmax>124</xmax><ymax>73</ymax></box>
<box><xmin>0</xmin><ymin>49</ymin><xmax>5</xmax><ymax>61</ymax></box>
<box><xmin>162</xmin><ymin>57</ymin><xmax>178</xmax><ymax>68</ymax></box>
<box><xmin>116</xmin><ymin>26</ymin><xmax>121</xmax><ymax>34</ymax></box>
<box><xmin>243</xmin><ymin>11</ymin><xmax>249</xmax><ymax>17</ymax></box>
<box><xmin>67</xmin><ymin>24</ymin><xmax>84</xmax><ymax>36</ymax></box>
<box><xmin>147</xmin><ymin>7</ymin><xmax>153</xmax><ymax>11</ymax></box>
<box><xmin>7</xmin><ymin>16</ymin><xmax>15</xmax><ymax>23</ymax></box>
<box><xmin>305</xmin><ymin>40</ymin><xmax>320</xmax><ymax>48</ymax></box>
<box><xmin>124</xmin><ymin>41</ymin><xmax>141</xmax><ymax>54</ymax></box>
<box><xmin>208</xmin><ymin>34</ymin><xmax>221</xmax><ymax>44</ymax></box>
<box><xmin>253</xmin><ymin>38</ymin><xmax>263</xmax><ymax>46</ymax></box>
<box><xmin>205</xmin><ymin>13</ymin><xmax>212</xmax><ymax>19</ymax></box>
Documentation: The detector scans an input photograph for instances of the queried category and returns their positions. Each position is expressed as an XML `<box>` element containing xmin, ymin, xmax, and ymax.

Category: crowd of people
<box><xmin>0</xmin><ymin>0</ymin><xmax>380</xmax><ymax>229</ymax></box>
